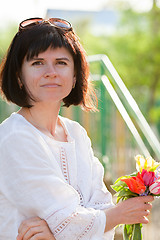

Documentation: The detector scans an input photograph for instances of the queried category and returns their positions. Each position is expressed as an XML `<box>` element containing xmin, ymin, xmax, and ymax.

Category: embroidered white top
<box><xmin>0</xmin><ymin>113</ymin><xmax>115</xmax><ymax>240</ymax></box>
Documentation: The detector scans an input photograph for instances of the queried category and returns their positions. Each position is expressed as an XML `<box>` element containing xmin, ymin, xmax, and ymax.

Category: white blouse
<box><xmin>0</xmin><ymin>113</ymin><xmax>115</xmax><ymax>240</ymax></box>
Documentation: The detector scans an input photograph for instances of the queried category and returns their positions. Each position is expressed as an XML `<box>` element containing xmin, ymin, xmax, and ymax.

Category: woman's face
<box><xmin>20</xmin><ymin>47</ymin><xmax>76</xmax><ymax>105</ymax></box>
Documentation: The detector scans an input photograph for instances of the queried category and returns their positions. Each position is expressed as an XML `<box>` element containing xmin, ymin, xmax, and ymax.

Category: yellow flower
<box><xmin>135</xmin><ymin>155</ymin><xmax>160</xmax><ymax>172</ymax></box>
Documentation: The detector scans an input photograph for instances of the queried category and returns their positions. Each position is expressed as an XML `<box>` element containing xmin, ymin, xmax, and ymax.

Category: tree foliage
<box><xmin>80</xmin><ymin>2</ymin><xmax>160</xmax><ymax>132</ymax></box>
<box><xmin>0</xmin><ymin>25</ymin><xmax>17</xmax><ymax>60</ymax></box>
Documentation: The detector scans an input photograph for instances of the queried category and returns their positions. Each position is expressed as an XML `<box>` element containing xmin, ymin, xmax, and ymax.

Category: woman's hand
<box><xmin>17</xmin><ymin>217</ymin><xmax>56</xmax><ymax>240</ymax></box>
<box><xmin>104</xmin><ymin>195</ymin><xmax>154</xmax><ymax>232</ymax></box>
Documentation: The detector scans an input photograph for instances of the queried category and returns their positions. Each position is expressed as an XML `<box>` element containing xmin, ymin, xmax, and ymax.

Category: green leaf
<box><xmin>149</xmin><ymin>163</ymin><xmax>160</xmax><ymax>172</ymax></box>
<box><xmin>152</xmin><ymin>194</ymin><xmax>160</xmax><ymax>197</ymax></box>
<box><xmin>124</xmin><ymin>226</ymin><xmax>130</xmax><ymax>240</ymax></box>
<box><xmin>117</xmin><ymin>189</ymin><xmax>132</xmax><ymax>198</ymax></box>
<box><xmin>111</xmin><ymin>184</ymin><xmax>125</xmax><ymax>192</ymax></box>
<box><xmin>123</xmin><ymin>223</ymin><xmax>143</xmax><ymax>240</ymax></box>
<box><xmin>130</xmin><ymin>172</ymin><xmax>138</xmax><ymax>177</ymax></box>
<box><xmin>115</xmin><ymin>187</ymin><xmax>139</xmax><ymax>202</ymax></box>
<box><xmin>111</xmin><ymin>179</ymin><xmax>128</xmax><ymax>191</ymax></box>
<box><xmin>132</xmin><ymin>223</ymin><xmax>143</xmax><ymax>240</ymax></box>
<box><xmin>123</xmin><ymin>224</ymin><xmax>134</xmax><ymax>240</ymax></box>
<box><xmin>114</xmin><ymin>176</ymin><xmax>131</xmax><ymax>183</ymax></box>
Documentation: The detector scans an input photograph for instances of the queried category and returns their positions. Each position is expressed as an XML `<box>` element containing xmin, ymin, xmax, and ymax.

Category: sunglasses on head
<box><xmin>19</xmin><ymin>17</ymin><xmax>73</xmax><ymax>32</ymax></box>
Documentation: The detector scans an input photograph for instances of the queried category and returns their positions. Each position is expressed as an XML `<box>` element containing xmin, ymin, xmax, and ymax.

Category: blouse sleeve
<box><xmin>80</xmin><ymin>127</ymin><xmax>115</xmax><ymax>239</ymax></box>
<box><xmin>0</xmin><ymin>130</ymin><xmax>107</xmax><ymax>240</ymax></box>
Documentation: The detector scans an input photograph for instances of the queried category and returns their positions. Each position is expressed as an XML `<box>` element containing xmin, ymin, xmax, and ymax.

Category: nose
<box><xmin>44</xmin><ymin>64</ymin><xmax>57</xmax><ymax>78</ymax></box>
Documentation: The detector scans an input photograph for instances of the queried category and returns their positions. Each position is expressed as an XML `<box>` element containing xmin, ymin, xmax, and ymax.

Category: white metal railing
<box><xmin>88</xmin><ymin>54</ymin><xmax>160</xmax><ymax>160</ymax></box>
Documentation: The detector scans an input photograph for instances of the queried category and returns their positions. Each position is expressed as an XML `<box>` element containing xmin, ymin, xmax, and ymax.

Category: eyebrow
<box><xmin>56</xmin><ymin>57</ymin><xmax>70</xmax><ymax>61</ymax></box>
<box><xmin>30</xmin><ymin>57</ymin><xmax>71</xmax><ymax>61</ymax></box>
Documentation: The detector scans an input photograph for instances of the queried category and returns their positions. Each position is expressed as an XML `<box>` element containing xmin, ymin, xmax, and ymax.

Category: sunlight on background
<box><xmin>0</xmin><ymin>0</ymin><xmax>108</xmax><ymax>28</ymax></box>
<box><xmin>129</xmin><ymin>0</ymin><xmax>153</xmax><ymax>12</ymax></box>
<box><xmin>0</xmin><ymin>0</ymin><xmax>154</xmax><ymax>28</ymax></box>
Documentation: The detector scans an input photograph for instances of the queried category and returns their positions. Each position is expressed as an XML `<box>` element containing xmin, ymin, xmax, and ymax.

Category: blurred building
<box><xmin>46</xmin><ymin>9</ymin><xmax>119</xmax><ymax>35</ymax></box>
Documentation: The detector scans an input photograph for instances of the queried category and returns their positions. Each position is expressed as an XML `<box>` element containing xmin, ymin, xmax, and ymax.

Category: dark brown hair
<box><xmin>0</xmin><ymin>21</ymin><xmax>97</xmax><ymax>111</ymax></box>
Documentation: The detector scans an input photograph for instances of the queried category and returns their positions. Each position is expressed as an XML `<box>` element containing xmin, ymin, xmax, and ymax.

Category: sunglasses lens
<box><xmin>49</xmin><ymin>18</ymin><xmax>72</xmax><ymax>30</ymax></box>
<box><xmin>20</xmin><ymin>18</ymin><xmax>43</xmax><ymax>28</ymax></box>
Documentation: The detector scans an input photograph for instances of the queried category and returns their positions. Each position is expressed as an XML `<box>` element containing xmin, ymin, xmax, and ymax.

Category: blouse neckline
<box><xmin>12</xmin><ymin>112</ymin><xmax>74</xmax><ymax>144</ymax></box>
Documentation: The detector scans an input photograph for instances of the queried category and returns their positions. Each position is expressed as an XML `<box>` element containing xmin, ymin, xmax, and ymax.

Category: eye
<box><xmin>57</xmin><ymin>61</ymin><xmax>67</xmax><ymax>65</ymax></box>
<box><xmin>32</xmin><ymin>61</ymin><xmax>43</xmax><ymax>66</ymax></box>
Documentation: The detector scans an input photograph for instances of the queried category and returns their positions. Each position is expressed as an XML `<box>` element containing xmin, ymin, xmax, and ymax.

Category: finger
<box><xmin>140</xmin><ymin>203</ymin><xmax>152</xmax><ymax>214</ymax></box>
<box><xmin>133</xmin><ymin>215</ymin><xmax>149</xmax><ymax>225</ymax></box>
<box><xmin>18</xmin><ymin>218</ymin><xmax>41</xmax><ymax>233</ymax></box>
<box><xmin>29</xmin><ymin>232</ymin><xmax>44</xmax><ymax>240</ymax></box>
<box><xmin>22</xmin><ymin>226</ymin><xmax>43</xmax><ymax>240</ymax></box>
<box><xmin>142</xmin><ymin>195</ymin><xmax>154</xmax><ymax>202</ymax></box>
<box><xmin>22</xmin><ymin>220</ymin><xmax>50</xmax><ymax>239</ymax></box>
<box><xmin>142</xmin><ymin>216</ymin><xmax>149</xmax><ymax>224</ymax></box>
<box><xmin>144</xmin><ymin>202</ymin><xmax>152</xmax><ymax>210</ymax></box>
<box><xmin>26</xmin><ymin>229</ymin><xmax>55</xmax><ymax>240</ymax></box>
<box><xmin>143</xmin><ymin>209</ymin><xmax>150</xmax><ymax>217</ymax></box>
<box><xmin>17</xmin><ymin>219</ymin><xmax>42</xmax><ymax>240</ymax></box>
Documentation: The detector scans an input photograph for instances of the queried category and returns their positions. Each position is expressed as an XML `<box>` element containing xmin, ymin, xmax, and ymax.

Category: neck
<box><xmin>19</xmin><ymin>102</ymin><xmax>61</xmax><ymax>137</ymax></box>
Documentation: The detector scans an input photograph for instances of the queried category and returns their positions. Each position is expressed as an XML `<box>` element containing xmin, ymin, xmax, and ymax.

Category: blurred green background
<box><xmin>1</xmin><ymin>1</ymin><xmax>160</xmax><ymax>239</ymax></box>
<box><xmin>1</xmin><ymin>0</ymin><xmax>160</xmax><ymax>172</ymax></box>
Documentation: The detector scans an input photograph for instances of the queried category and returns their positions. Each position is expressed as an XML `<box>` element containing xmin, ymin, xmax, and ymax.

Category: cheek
<box><xmin>66</xmin><ymin>76</ymin><xmax>75</xmax><ymax>89</ymax></box>
<box><xmin>22</xmin><ymin>70</ymin><xmax>40</xmax><ymax>87</ymax></box>
<box><xmin>21</xmin><ymin>76</ymin><xmax>38</xmax><ymax>97</ymax></box>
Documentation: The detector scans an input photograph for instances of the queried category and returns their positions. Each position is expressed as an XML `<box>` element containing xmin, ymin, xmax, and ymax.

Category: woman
<box><xmin>0</xmin><ymin>18</ymin><xmax>153</xmax><ymax>240</ymax></box>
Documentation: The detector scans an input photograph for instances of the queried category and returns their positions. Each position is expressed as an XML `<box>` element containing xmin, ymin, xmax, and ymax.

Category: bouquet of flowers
<box><xmin>112</xmin><ymin>155</ymin><xmax>160</xmax><ymax>240</ymax></box>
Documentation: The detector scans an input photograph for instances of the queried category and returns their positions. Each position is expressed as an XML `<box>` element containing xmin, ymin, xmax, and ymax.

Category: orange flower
<box><xmin>121</xmin><ymin>172</ymin><xmax>146</xmax><ymax>194</ymax></box>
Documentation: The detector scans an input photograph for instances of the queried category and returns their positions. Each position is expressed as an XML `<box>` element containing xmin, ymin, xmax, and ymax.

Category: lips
<box><xmin>41</xmin><ymin>83</ymin><xmax>61</xmax><ymax>88</ymax></box>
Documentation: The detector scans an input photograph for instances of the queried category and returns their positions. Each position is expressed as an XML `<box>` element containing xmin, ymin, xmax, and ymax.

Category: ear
<box><xmin>18</xmin><ymin>76</ymin><xmax>23</xmax><ymax>89</ymax></box>
<box><xmin>72</xmin><ymin>76</ymin><xmax>76</xmax><ymax>88</ymax></box>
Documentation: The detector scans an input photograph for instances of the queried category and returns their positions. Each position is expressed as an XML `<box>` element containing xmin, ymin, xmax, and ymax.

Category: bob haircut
<box><xmin>0</xmin><ymin>21</ymin><xmax>97</xmax><ymax>111</ymax></box>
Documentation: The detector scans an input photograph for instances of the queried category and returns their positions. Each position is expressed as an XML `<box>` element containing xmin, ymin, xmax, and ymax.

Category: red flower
<box><xmin>141</xmin><ymin>169</ymin><xmax>156</xmax><ymax>186</ymax></box>
<box><xmin>121</xmin><ymin>172</ymin><xmax>146</xmax><ymax>194</ymax></box>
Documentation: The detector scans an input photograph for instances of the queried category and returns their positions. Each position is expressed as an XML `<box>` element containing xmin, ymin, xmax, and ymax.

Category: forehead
<box><xmin>36</xmin><ymin>47</ymin><xmax>74</xmax><ymax>60</ymax></box>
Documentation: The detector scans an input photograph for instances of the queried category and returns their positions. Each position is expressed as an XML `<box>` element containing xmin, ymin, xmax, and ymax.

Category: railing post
<box><xmin>100</xmin><ymin>63</ymin><xmax>106</xmax><ymax>156</ymax></box>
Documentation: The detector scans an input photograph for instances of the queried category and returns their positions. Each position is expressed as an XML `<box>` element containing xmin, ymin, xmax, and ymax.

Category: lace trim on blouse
<box><xmin>53</xmin><ymin>212</ymin><xmax>79</xmax><ymax>236</ymax></box>
<box><xmin>77</xmin><ymin>215</ymin><xmax>96</xmax><ymax>239</ymax></box>
<box><xmin>60</xmin><ymin>147</ymin><xmax>70</xmax><ymax>184</ymax></box>
<box><xmin>60</xmin><ymin>147</ymin><xmax>85</xmax><ymax>206</ymax></box>
<box><xmin>58</xmin><ymin>147</ymin><xmax>97</xmax><ymax>238</ymax></box>
<box><xmin>92</xmin><ymin>201</ymin><xmax>110</xmax><ymax>207</ymax></box>
<box><xmin>76</xmin><ymin>187</ymin><xmax>84</xmax><ymax>206</ymax></box>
